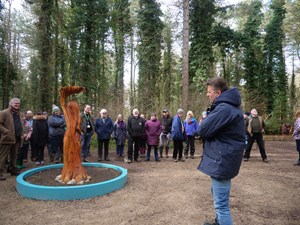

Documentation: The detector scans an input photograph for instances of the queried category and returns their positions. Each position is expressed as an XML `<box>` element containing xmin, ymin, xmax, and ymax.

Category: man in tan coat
<box><xmin>0</xmin><ymin>98</ymin><xmax>24</xmax><ymax>180</ymax></box>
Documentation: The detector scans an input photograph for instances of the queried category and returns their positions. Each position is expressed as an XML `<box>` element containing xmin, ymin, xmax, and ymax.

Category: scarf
<box><xmin>185</xmin><ymin>117</ymin><xmax>196</xmax><ymax>125</ymax></box>
<box><xmin>10</xmin><ymin>106</ymin><xmax>20</xmax><ymax>115</ymax></box>
<box><xmin>118</xmin><ymin>121</ymin><xmax>125</xmax><ymax>129</ymax></box>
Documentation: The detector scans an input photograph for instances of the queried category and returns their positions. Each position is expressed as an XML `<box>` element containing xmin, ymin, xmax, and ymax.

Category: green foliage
<box><xmin>0</xmin><ymin>0</ymin><xmax>299</xmax><ymax>125</ymax></box>
<box><xmin>136</xmin><ymin>0</ymin><xmax>164</xmax><ymax>114</ymax></box>
<box><xmin>189</xmin><ymin>0</ymin><xmax>216</xmax><ymax>83</ymax></box>
<box><xmin>111</xmin><ymin>0</ymin><xmax>131</xmax><ymax>114</ymax></box>
<box><xmin>242</xmin><ymin>0</ymin><xmax>265</xmax><ymax>109</ymax></box>
<box><xmin>263</xmin><ymin>0</ymin><xmax>287</xmax><ymax>119</ymax></box>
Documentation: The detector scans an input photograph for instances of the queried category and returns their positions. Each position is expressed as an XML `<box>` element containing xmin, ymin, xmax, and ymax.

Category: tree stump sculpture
<box><xmin>60</xmin><ymin>86</ymin><xmax>88</xmax><ymax>183</ymax></box>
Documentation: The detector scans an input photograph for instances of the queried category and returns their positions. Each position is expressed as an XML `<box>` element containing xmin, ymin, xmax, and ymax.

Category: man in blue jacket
<box><xmin>197</xmin><ymin>77</ymin><xmax>245</xmax><ymax>225</ymax></box>
<box><xmin>95</xmin><ymin>109</ymin><xmax>114</xmax><ymax>161</ymax></box>
<box><xmin>171</xmin><ymin>109</ymin><xmax>185</xmax><ymax>162</ymax></box>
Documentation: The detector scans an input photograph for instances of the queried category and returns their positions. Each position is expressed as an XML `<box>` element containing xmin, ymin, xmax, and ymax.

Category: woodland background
<box><xmin>0</xmin><ymin>0</ymin><xmax>300</xmax><ymax>133</ymax></box>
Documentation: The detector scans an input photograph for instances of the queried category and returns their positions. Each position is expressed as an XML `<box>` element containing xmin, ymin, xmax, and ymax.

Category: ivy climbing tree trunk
<box><xmin>60</xmin><ymin>86</ymin><xmax>88</xmax><ymax>184</ymax></box>
<box><xmin>39</xmin><ymin>0</ymin><xmax>54</xmax><ymax>112</ymax></box>
<box><xmin>182</xmin><ymin>0</ymin><xmax>189</xmax><ymax>110</ymax></box>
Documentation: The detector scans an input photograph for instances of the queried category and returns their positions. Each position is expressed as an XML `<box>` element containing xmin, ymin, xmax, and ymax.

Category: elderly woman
<box><xmin>113</xmin><ymin>114</ymin><xmax>127</xmax><ymax>157</ymax></box>
<box><xmin>292</xmin><ymin>110</ymin><xmax>300</xmax><ymax>166</ymax></box>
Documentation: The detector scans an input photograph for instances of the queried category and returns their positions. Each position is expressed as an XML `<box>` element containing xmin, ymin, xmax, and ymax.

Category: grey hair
<box><xmin>177</xmin><ymin>108</ymin><xmax>185</xmax><ymax>114</ymax></box>
<box><xmin>9</xmin><ymin>98</ymin><xmax>20</xmax><ymax>106</ymax></box>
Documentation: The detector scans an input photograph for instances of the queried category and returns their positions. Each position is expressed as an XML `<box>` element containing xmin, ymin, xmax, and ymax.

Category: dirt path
<box><xmin>0</xmin><ymin>141</ymin><xmax>299</xmax><ymax>225</ymax></box>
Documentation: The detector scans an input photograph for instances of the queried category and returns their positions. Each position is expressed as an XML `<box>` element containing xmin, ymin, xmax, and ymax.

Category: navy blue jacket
<box><xmin>171</xmin><ymin>114</ymin><xmax>185</xmax><ymax>141</ymax></box>
<box><xmin>95</xmin><ymin>117</ymin><xmax>114</xmax><ymax>140</ymax></box>
<box><xmin>197</xmin><ymin>87</ymin><xmax>245</xmax><ymax>180</ymax></box>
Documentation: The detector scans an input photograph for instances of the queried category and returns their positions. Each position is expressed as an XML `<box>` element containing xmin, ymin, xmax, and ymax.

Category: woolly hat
<box><xmin>52</xmin><ymin>106</ymin><xmax>60</xmax><ymax>113</ymax></box>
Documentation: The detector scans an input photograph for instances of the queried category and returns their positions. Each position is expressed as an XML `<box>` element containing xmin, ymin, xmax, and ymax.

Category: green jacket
<box><xmin>80</xmin><ymin>113</ymin><xmax>95</xmax><ymax>135</ymax></box>
<box><xmin>247</xmin><ymin>116</ymin><xmax>264</xmax><ymax>135</ymax></box>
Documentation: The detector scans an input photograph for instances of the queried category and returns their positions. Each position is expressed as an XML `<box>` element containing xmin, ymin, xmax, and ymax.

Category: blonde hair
<box><xmin>296</xmin><ymin>110</ymin><xmax>300</xmax><ymax>118</ymax></box>
<box><xmin>186</xmin><ymin>110</ymin><xmax>194</xmax><ymax>117</ymax></box>
<box><xmin>115</xmin><ymin>114</ymin><xmax>123</xmax><ymax>123</ymax></box>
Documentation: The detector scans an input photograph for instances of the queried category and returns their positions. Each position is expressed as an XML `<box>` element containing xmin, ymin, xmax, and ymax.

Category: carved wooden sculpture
<box><xmin>60</xmin><ymin>86</ymin><xmax>88</xmax><ymax>183</ymax></box>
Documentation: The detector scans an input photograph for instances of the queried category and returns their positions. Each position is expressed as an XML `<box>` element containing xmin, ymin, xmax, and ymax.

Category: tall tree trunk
<box><xmin>130</xmin><ymin>33</ymin><xmax>134</xmax><ymax>111</ymax></box>
<box><xmin>53</xmin><ymin>23</ymin><xmax>59</xmax><ymax>105</ymax></box>
<box><xmin>182</xmin><ymin>0</ymin><xmax>189</xmax><ymax>110</ymax></box>
<box><xmin>3</xmin><ymin>0</ymin><xmax>12</xmax><ymax>109</ymax></box>
<box><xmin>39</xmin><ymin>0</ymin><xmax>54</xmax><ymax>112</ymax></box>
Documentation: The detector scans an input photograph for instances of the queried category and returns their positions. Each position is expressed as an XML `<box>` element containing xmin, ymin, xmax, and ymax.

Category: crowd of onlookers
<box><xmin>0</xmin><ymin>98</ymin><xmax>211</xmax><ymax>182</ymax></box>
<box><xmin>45</xmin><ymin>105</ymin><xmax>207</xmax><ymax>164</ymax></box>
<box><xmin>1</xmin><ymin>97</ymin><xmax>299</xmax><ymax>182</ymax></box>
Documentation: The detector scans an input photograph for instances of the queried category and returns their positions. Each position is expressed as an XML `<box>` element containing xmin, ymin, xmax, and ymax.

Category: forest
<box><xmin>0</xmin><ymin>0</ymin><xmax>299</xmax><ymax>134</ymax></box>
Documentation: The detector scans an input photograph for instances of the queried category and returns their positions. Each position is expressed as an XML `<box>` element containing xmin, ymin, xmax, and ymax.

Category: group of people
<box><xmin>1</xmin><ymin>77</ymin><xmax>300</xmax><ymax>225</ymax></box>
<box><xmin>81</xmin><ymin>106</ymin><xmax>202</xmax><ymax>164</ymax></box>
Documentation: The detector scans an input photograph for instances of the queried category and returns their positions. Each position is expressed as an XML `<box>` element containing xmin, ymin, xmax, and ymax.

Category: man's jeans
<box><xmin>211</xmin><ymin>177</ymin><xmax>233</xmax><ymax>225</ymax></box>
<box><xmin>81</xmin><ymin>132</ymin><xmax>92</xmax><ymax>159</ymax></box>
<box><xmin>159</xmin><ymin>133</ymin><xmax>171</xmax><ymax>148</ymax></box>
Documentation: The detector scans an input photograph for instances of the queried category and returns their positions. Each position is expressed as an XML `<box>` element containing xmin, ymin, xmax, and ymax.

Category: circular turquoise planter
<box><xmin>16</xmin><ymin>163</ymin><xmax>127</xmax><ymax>201</ymax></box>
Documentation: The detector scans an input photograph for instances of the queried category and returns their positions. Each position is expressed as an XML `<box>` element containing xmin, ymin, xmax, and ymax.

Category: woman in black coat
<box><xmin>32</xmin><ymin>112</ymin><xmax>49</xmax><ymax>165</ymax></box>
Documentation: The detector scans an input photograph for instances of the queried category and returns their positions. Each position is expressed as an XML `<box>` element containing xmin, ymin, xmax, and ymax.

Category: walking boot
<box><xmin>165</xmin><ymin>147</ymin><xmax>169</xmax><ymax>158</ymax></box>
<box><xmin>16</xmin><ymin>160</ymin><xmax>22</xmax><ymax>169</ymax></box>
<box><xmin>0</xmin><ymin>174</ymin><xmax>6</xmax><ymax>180</ymax></box>
<box><xmin>49</xmin><ymin>153</ymin><xmax>54</xmax><ymax>163</ymax></box>
<box><xmin>294</xmin><ymin>160</ymin><xmax>300</xmax><ymax>166</ymax></box>
<box><xmin>203</xmin><ymin>219</ymin><xmax>219</xmax><ymax>225</ymax></box>
<box><xmin>159</xmin><ymin>147</ymin><xmax>163</xmax><ymax>158</ymax></box>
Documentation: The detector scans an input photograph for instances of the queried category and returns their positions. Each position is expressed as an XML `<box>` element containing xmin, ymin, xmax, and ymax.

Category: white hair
<box><xmin>132</xmin><ymin>108</ymin><xmax>139</xmax><ymax>116</ymax></box>
<box><xmin>9</xmin><ymin>98</ymin><xmax>20</xmax><ymax>106</ymax></box>
<box><xmin>100</xmin><ymin>109</ymin><xmax>107</xmax><ymax>114</ymax></box>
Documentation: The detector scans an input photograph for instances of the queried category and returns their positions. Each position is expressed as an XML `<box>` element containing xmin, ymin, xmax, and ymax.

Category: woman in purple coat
<box><xmin>145</xmin><ymin>113</ymin><xmax>162</xmax><ymax>161</ymax></box>
<box><xmin>113</xmin><ymin>114</ymin><xmax>127</xmax><ymax>157</ymax></box>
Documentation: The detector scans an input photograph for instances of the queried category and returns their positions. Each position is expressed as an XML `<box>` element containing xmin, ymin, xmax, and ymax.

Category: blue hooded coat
<box><xmin>197</xmin><ymin>87</ymin><xmax>245</xmax><ymax>180</ymax></box>
<box><xmin>171</xmin><ymin>114</ymin><xmax>185</xmax><ymax>141</ymax></box>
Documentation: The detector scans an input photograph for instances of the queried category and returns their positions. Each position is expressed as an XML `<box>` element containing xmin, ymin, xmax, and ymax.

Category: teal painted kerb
<box><xmin>16</xmin><ymin>163</ymin><xmax>128</xmax><ymax>201</ymax></box>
